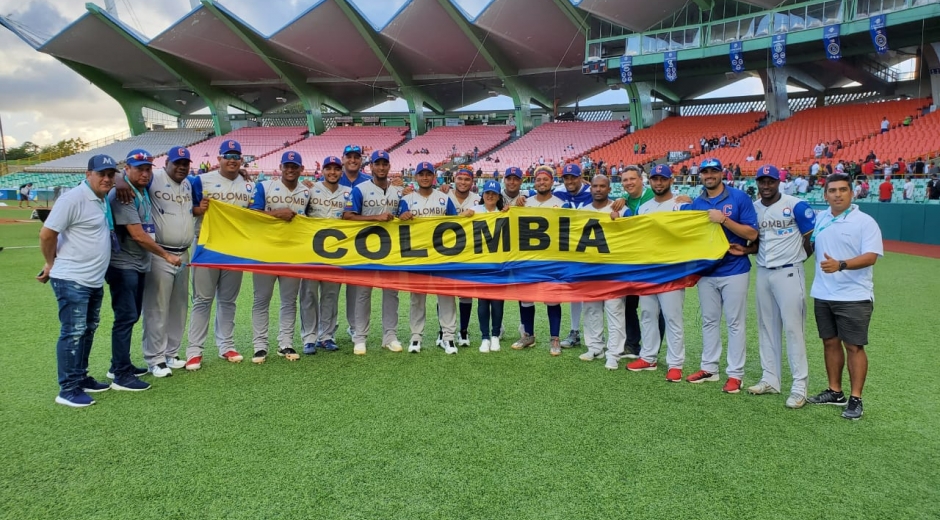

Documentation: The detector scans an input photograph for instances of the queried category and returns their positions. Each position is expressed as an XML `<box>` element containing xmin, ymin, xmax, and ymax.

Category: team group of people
<box><xmin>39</xmin><ymin>139</ymin><xmax>883</xmax><ymax>420</ymax></box>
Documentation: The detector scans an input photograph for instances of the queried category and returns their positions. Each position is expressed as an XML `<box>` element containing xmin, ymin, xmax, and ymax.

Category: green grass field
<box><xmin>1</xmin><ymin>213</ymin><xmax>937</xmax><ymax>520</ymax></box>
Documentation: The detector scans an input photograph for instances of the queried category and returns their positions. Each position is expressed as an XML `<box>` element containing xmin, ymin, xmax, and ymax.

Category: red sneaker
<box><xmin>686</xmin><ymin>370</ymin><xmax>719</xmax><ymax>383</ymax></box>
<box><xmin>219</xmin><ymin>351</ymin><xmax>243</xmax><ymax>363</ymax></box>
<box><xmin>665</xmin><ymin>368</ymin><xmax>682</xmax><ymax>382</ymax></box>
<box><xmin>626</xmin><ymin>359</ymin><xmax>657</xmax><ymax>372</ymax></box>
<box><xmin>722</xmin><ymin>377</ymin><xmax>742</xmax><ymax>394</ymax></box>
<box><xmin>184</xmin><ymin>356</ymin><xmax>202</xmax><ymax>371</ymax></box>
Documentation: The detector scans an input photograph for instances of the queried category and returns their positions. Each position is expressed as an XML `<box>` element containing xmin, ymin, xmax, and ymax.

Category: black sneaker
<box><xmin>841</xmin><ymin>397</ymin><xmax>864</xmax><ymax>420</ymax></box>
<box><xmin>807</xmin><ymin>388</ymin><xmax>848</xmax><ymax>406</ymax></box>
<box><xmin>252</xmin><ymin>350</ymin><xmax>268</xmax><ymax>364</ymax></box>
<box><xmin>560</xmin><ymin>330</ymin><xmax>580</xmax><ymax>348</ymax></box>
<box><xmin>277</xmin><ymin>347</ymin><xmax>300</xmax><ymax>361</ymax></box>
<box><xmin>623</xmin><ymin>343</ymin><xmax>640</xmax><ymax>359</ymax></box>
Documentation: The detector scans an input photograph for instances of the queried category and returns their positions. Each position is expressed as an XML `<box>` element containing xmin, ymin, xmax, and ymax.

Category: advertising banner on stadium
<box><xmin>191</xmin><ymin>203</ymin><xmax>730</xmax><ymax>303</ymax></box>
<box><xmin>870</xmin><ymin>15</ymin><xmax>889</xmax><ymax>54</ymax></box>
<box><xmin>664</xmin><ymin>51</ymin><xmax>678</xmax><ymax>82</ymax></box>
<box><xmin>824</xmin><ymin>24</ymin><xmax>841</xmax><ymax>61</ymax></box>
<box><xmin>620</xmin><ymin>55</ymin><xmax>633</xmax><ymax>84</ymax></box>
<box><xmin>772</xmin><ymin>34</ymin><xmax>787</xmax><ymax>67</ymax></box>
<box><xmin>729</xmin><ymin>41</ymin><xmax>744</xmax><ymax>73</ymax></box>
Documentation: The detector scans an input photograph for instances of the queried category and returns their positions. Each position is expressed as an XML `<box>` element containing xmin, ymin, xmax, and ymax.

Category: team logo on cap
<box><xmin>228</xmin><ymin>141</ymin><xmax>236</xmax><ymax>150</ymax></box>
<box><xmin>288</xmin><ymin>152</ymin><xmax>296</xmax><ymax>161</ymax></box>
<box><xmin>762</xmin><ymin>166</ymin><xmax>772</xmax><ymax>175</ymax></box>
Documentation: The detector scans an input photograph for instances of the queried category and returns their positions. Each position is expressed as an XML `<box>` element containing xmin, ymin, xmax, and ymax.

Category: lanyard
<box><xmin>85</xmin><ymin>181</ymin><xmax>114</xmax><ymax>231</ymax></box>
<box><xmin>811</xmin><ymin>205</ymin><xmax>854</xmax><ymax>243</ymax></box>
<box><xmin>126</xmin><ymin>175</ymin><xmax>152</xmax><ymax>223</ymax></box>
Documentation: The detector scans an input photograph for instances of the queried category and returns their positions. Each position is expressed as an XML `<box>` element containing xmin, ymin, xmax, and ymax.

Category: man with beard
<box><xmin>338</xmin><ymin>144</ymin><xmax>371</xmax><ymax>343</ymax></box>
<box><xmin>554</xmin><ymin>164</ymin><xmax>592</xmax><ymax>350</ymax></box>
<box><xmin>248</xmin><ymin>151</ymin><xmax>311</xmax><ymax>364</ymax></box>
<box><xmin>443</xmin><ymin>167</ymin><xmax>480</xmax><ymax>348</ymax></box>
<box><xmin>501</xmin><ymin>167</ymin><xmax>528</xmax><ymax>207</ymax></box>
<box><xmin>343</xmin><ymin>150</ymin><xmax>404</xmax><ymax>355</ymax></box>
<box><xmin>300</xmin><ymin>156</ymin><xmax>351</xmax><ymax>355</ymax></box>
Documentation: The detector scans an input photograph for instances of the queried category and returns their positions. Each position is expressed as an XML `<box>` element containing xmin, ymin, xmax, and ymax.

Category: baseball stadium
<box><xmin>1</xmin><ymin>0</ymin><xmax>938</xmax><ymax>518</ymax></box>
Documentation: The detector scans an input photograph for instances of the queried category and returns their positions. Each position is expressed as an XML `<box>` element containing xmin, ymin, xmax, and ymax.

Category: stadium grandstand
<box><xmin>1</xmin><ymin>0</ymin><xmax>939</xmax><ymax>201</ymax></box>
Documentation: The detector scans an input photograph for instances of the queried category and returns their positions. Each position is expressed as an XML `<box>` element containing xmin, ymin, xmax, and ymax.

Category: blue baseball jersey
<box><xmin>553</xmin><ymin>183</ymin><xmax>592</xmax><ymax>209</ymax></box>
<box><xmin>754</xmin><ymin>194</ymin><xmax>816</xmax><ymax>268</ymax></box>
<box><xmin>399</xmin><ymin>189</ymin><xmax>458</xmax><ymax>217</ymax></box>
<box><xmin>338</xmin><ymin>171</ymin><xmax>372</xmax><ymax>188</ymax></box>
<box><xmin>687</xmin><ymin>185</ymin><xmax>758</xmax><ymax>277</ymax></box>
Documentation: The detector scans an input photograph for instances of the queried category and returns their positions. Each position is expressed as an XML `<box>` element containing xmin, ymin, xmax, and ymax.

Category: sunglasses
<box><xmin>343</xmin><ymin>145</ymin><xmax>362</xmax><ymax>155</ymax></box>
<box><xmin>221</xmin><ymin>153</ymin><xmax>242</xmax><ymax>161</ymax></box>
<box><xmin>128</xmin><ymin>152</ymin><xmax>154</xmax><ymax>163</ymax></box>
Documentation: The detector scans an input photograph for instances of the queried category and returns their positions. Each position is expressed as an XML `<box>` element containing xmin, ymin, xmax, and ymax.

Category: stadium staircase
<box><xmin>386</xmin><ymin>125</ymin><xmax>512</xmax><ymax>171</ymax></box>
<box><xmin>249</xmin><ymin>126</ymin><xmax>408</xmax><ymax>172</ymax></box>
<box><xmin>468</xmin><ymin>121</ymin><xmax>627</xmax><ymax>171</ymax></box>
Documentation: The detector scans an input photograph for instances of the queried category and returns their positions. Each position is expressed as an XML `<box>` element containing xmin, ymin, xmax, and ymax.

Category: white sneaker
<box><xmin>489</xmin><ymin>336</ymin><xmax>500</xmax><ymax>352</ymax></box>
<box><xmin>785</xmin><ymin>393</ymin><xmax>806</xmax><ymax>409</ymax></box>
<box><xmin>353</xmin><ymin>343</ymin><xmax>366</xmax><ymax>355</ymax></box>
<box><xmin>383</xmin><ymin>340</ymin><xmax>403</xmax><ymax>353</ymax></box>
<box><xmin>408</xmin><ymin>340</ymin><xmax>421</xmax><ymax>353</ymax></box>
<box><xmin>435</xmin><ymin>332</ymin><xmax>444</xmax><ymax>348</ymax></box>
<box><xmin>479</xmin><ymin>339</ymin><xmax>490</xmax><ymax>353</ymax></box>
<box><xmin>165</xmin><ymin>357</ymin><xmax>186</xmax><ymax>369</ymax></box>
<box><xmin>441</xmin><ymin>340</ymin><xmax>458</xmax><ymax>355</ymax></box>
<box><xmin>150</xmin><ymin>363</ymin><xmax>173</xmax><ymax>378</ymax></box>
<box><xmin>579</xmin><ymin>350</ymin><xmax>604</xmax><ymax>361</ymax></box>
<box><xmin>458</xmin><ymin>332</ymin><xmax>470</xmax><ymax>347</ymax></box>
<box><xmin>604</xmin><ymin>358</ymin><xmax>619</xmax><ymax>370</ymax></box>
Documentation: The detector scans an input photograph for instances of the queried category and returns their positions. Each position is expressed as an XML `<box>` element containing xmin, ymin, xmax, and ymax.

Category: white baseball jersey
<box><xmin>638</xmin><ymin>195</ymin><xmax>686</xmax><ymax>215</ymax></box>
<box><xmin>345</xmin><ymin>180</ymin><xmax>402</xmax><ymax>217</ymax></box>
<box><xmin>525</xmin><ymin>194</ymin><xmax>566</xmax><ymax>208</ymax></box>
<box><xmin>306</xmin><ymin>182</ymin><xmax>351</xmax><ymax>219</ymax></box>
<box><xmin>249</xmin><ymin>179</ymin><xmax>310</xmax><ymax>215</ymax></box>
<box><xmin>399</xmin><ymin>189</ymin><xmax>458</xmax><ymax>217</ymax></box>
<box><xmin>754</xmin><ymin>193</ymin><xmax>816</xmax><ymax>268</ymax></box>
<box><xmin>148</xmin><ymin>168</ymin><xmax>195</xmax><ymax>249</ymax></box>
<box><xmin>448</xmin><ymin>190</ymin><xmax>480</xmax><ymax>212</ymax></box>
<box><xmin>502</xmin><ymin>189</ymin><xmax>525</xmax><ymax>207</ymax></box>
<box><xmin>579</xmin><ymin>200</ymin><xmax>615</xmax><ymax>213</ymax></box>
<box><xmin>191</xmin><ymin>171</ymin><xmax>254</xmax><ymax>236</ymax></box>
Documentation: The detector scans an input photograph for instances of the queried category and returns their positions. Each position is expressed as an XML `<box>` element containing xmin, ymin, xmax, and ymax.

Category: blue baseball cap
<box><xmin>323</xmin><ymin>156</ymin><xmax>342</xmax><ymax>168</ymax></box>
<box><xmin>482</xmin><ymin>180</ymin><xmax>500</xmax><ymax>194</ymax></box>
<box><xmin>504</xmin><ymin>166</ymin><xmax>522</xmax><ymax>178</ymax></box>
<box><xmin>220</xmin><ymin>140</ymin><xmax>242</xmax><ymax>155</ymax></box>
<box><xmin>415</xmin><ymin>161</ymin><xmax>435</xmax><ymax>174</ymax></box>
<box><xmin>343</xmin><ymin>144</ymin><xmax>362</xmax><ymax>156</ymax></box>
<box><xmin>756</xmin><ymin>164</ymin><xmax>781</xmax><ymax>180</ymax></box>
<box><xmin>281</xmin><ymin>150</ymin><xmax>303</xmax><ymax>166</ymax></box>
<box><xmin>370</xmin><ymin>150</ymin><xmax>390</xmax><ymax>163</ymax></box>
<box><xmin>650</xmin><ymin>164</ymin><xmax>673</xmax><ymax>178</ymax></box>
<box><xmin>699</xmin><ymin>158</ymin><xmax>722</xmax><ymax>172</ymax></box>
<box><xmin>88</xmin><ymin>154</ymin><xmax>117</xmax><ymax>172</ymax></box>
<box><xmin>166</xmin><ymin>146</ymin><xmax>191</xmax><ymax>164</ymax></box>
<box><xmin>562</xmin><ymin>163</ymin><xmax>581</xmax><ymax>177</ymax></box>
<box><xmin>126</xmin><ymin>148</ymin><xmax>154</xmax><ymax>167</ymax></box>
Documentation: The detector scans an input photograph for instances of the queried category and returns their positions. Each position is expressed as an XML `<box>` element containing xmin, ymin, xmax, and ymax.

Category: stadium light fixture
<box><xmin>175</xmin><ymin>99</ymin><xmax>187</xmax><ymax>106</ymax></box>
<box><xmin>275</xmin><ymin>96</ymin><xmax>287</xmax><ymax>103</ymax></box>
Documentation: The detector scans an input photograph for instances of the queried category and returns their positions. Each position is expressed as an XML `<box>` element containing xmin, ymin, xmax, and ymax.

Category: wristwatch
<box><xmin>838</xmin><ymin>261</ymin><xmax>848</xmax><ymax>271</ymax></box>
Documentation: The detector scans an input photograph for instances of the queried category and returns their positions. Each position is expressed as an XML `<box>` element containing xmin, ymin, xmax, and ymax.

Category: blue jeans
<box><xmin>51</xmin><ymin>278</ymin><xmax>104</xmax><ymax>393</ymax></box>
<box><xmin>106</xmin><ymin>267</ymin><xmax>146</xmax><ymax>381</ymax></box>
<box><xmin>477</xmin><ymin>299</ymin><xmax>504</xmax><ymax>337</ymax></box>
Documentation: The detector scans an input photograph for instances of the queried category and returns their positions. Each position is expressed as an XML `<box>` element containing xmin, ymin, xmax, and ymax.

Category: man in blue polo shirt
<box><xmin>685</xmin><ymin>158</ymin><xmax>758</xmax><ymax>393</ymax></box>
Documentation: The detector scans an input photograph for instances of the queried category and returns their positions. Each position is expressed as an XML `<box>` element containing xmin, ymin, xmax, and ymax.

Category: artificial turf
<box><xmin>0</xmin><ymin>215</ymin><xmax>937</xmax><ymax>520</ymax></box>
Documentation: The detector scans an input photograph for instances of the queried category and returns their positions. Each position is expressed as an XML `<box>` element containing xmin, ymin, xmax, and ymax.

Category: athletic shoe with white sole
<box><xmin>303</xmin><ymin>343</ymin><xmax>318</xmax><ymax>355</ymax></box>
<box><xmin>319</xmin><ymin>339</ymin><xmax>339</xmax><ymax>352</ymax></box>
<box><xmin>560</xmin><ymin>330</ymin><xmax>580</xmax><ymax>348</ymax></box>
<box><xmin>747</xmin><ymin>381</ymin><xmax>780</xmax><ymax>395</ymax></box>
<box><xmin>604</xmin><ymin>358</ymin><xmax>619</xmax><ymax>370</ymax></box>
<box><xmin>383</xmin><ymin>341</ymin><xmax>403</xmax><ymax>353</ymax></box>
<box><xmin>441</xmin><ymin>340</ymin><xmax>458</xmax><ymax>355</ymax></box>
<box><xmin>665</xmin><ymin>368</ymin><xmax>683</xmax><ymax>383</ymax></box>
<box><xmin>111</xmin><ymin>376</ymin><xmax>151</xmax><ymax>392</ymax></box>
<box><xmin>185</xmin><ymin>356</ymin><xmax>202</xmax><ymax>371</ymax></box>
<box><xmin>785</xmin><ymin>393</ymin><xmax>806</xmax><ymax>409</ymax></box>
<box><xmin>353</xmin><ymin>343</ymin><xmax>366</xmax><ymax>355</ymax></box>
<box><xmin>807</xmin><ymin>388</ymin><xmax>848</xmax><ymax>406</ymax></box>
<box><xmin>219</xmin><ymin>351</ymin><xmax>243</xmax><ymax>363</ymax></box>
<box><xmin>55</xmin><ymin>390</ymin><xmax>95</xmax><ymax>408</ymax></box>
<box><xmin>685</xmin><ymin>370</ymin><xmax>719</xmax><ymax>383</ymax></box>
<box><xmin>252</xmin><ymin>350</ymin><xmax>268</xmax><ymax>364</ymax></box>
<box><xmin>165</xmin><ymin>357</ymin><xmax>187</xmax><ymax>369</ymax></box>
<box><xmin>435</xmin><ymin>331</ymin><xmax>444</xmax><ymax>348</ymax></box>
<box><xmin>479</xmin><ymin>339</ymin><xmax>490</xmax><ymax>353</ymax></box>
<box><xmin>722</xmin><ymin>378</ymin><xmax>742</xmax><ymax>394</ymax></box>
<box><xmin>80</xmin><ymin>377</ymin><xmax>111</xmax><ymax>393</ymax></box>
<box><xmin>626</xmin><ymin>359</ymin><xmax>657</xmax><ymax>372</ymax></box>
<box><xmin>841</xmin><ymin>397</ymin><xmax>863</xmax><ymax>419</ymax></box>
<box><xmin>150</xmin><ymin>363</ymin><xmax>173</xmax><ymax>378</ymax></box>
<box><xmin>457</xmin><ymin>331</ymin><xmax>470</xmax><ymax>347</ymax></box>
<box><xmin>106</xmin><ymin>366</ymin><xmax>148</xmax><ymax>380</ymax></box>
<box><xmin>277</xmin><ymin>347</ymin><xmax>300</xmax><ymax>361</ymax></box>
<box><xmin>489</xmin><ymin>336</ymin><xmax>500</xmax><ymax>352</ymax></box>
<box><xmin>511</xmin><ymin>335</ymin><xmax>536</xmax><ymax>350</ymax></box>
<box><xmin>408</xmin><ymin>340</ymin><xmax>421</xmax><ymax>353</ymax></box>
<box><xmin>578</xmin><ymin>350</ymin><xmax>604</xmax><ymax>361</ymax></box>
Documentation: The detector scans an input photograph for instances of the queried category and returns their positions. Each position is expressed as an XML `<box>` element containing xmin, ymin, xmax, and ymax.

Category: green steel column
<box><xmin>626</xmin><ymin>82</ymin><xmax>653</xmax><ymax>130</ymax></box>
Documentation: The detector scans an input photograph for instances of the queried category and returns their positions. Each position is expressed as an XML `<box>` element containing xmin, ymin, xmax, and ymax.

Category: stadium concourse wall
<box><xmin>807</xmin><ymin>201</ymin><xmax>940</xmax><ymax>246</ymax></box>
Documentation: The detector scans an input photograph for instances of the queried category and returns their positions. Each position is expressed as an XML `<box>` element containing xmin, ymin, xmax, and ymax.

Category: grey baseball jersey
<box><xmin>753</xmin><ymin>194</ymin><xmax>815</xmax><ymax>268</ymax></box>
<box><xmin>579</xmin><ymin>200</ymin><xmax>625</xmax><ymax>362</ymax></box>
<box><xmin>449</xmin><ymin>190</ymin><xmax>480</xmax><ymax>212</ymax></box>
<box><xmin>148</xmin><ymin>168</ymin><xmax>194</xmax><ymax>248</ymax></box>
<box><xmin>306</xmin><ymin>182</ymin><xmax>351</xmax><ymax>219</ymax></box>
<box><xmin>190</xmin><ymin>172</ymin><xmax>254</xmax><ymax>236</ymax></box>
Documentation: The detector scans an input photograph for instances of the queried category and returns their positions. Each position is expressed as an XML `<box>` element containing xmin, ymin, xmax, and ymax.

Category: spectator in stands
<box><xmin>903</xmin><ymin>176</ymin><xmax>914</xmax><ymax>201</ymax></box>
<box><xmin>928</xmin><ymin>173</ymin><xmax>940</xmax><ymax>199</ymax></box>
<box><xmin>914</xmin><ymin>157</ymin><xmax>926</xmax><ymax>175</ymax></box>
<box><xmin>634</xmin><ymin>142</ymin><xmax>640</xmax><ymax>155</ymax></box>
<box><xmin>865</xmin><ymin>150</ymin><xmax>877</xmax><ymax>163</ymax></box>
<box><xmin>641</xmin><ymin>143</ymin><xmax>647</xmax><ymax>154</ymax></box>
<box><xmin>824</xmin><ymin>162</ymin><xmax>833</xmax><ymax>176</ymax></box>
<box><xmin>835</xmin><ymin>160</ymin><xmax>845</xmax><ymax>174</ymax></box>
<box><xmin>878</xmin><ymin>177</ymin><xmax>893</xmax><ymax>202</ymax></box>
<box><xmin>882</xmin><ymin>160</ymin><xmax>893</xmax><ymax>179</ymax></box>
<box><xmin>814</xmin><ymin>142</ymin><xmax>824</xmax><ymax>159</ymax></box>
<box><xmin>903</xmin><ymin>115</ymin><xmax>913</xmax><ymax>126</ymax></box>
<box><xmin>699</xmin><ymin>137</ymin><xmax>706</xmax><ymax>154</ymax></box>
<box><xmin>755</xmin><ymin>149</ymin><xmax>763</xmax><ymax>161</ymax></box>
<box><xmin>853</xmin><ymin>179</ymin><xmax>864</xmax><ymax>199</ymax></box>
<box><xmin>896</xmin><ymin>157</ymin><xmax>907</xmax><ymax>176</ymax></box>
<box><xmin>795</xmin><ymin>175</ymin><xmax>809</xmax><ymax>195</ymax></box>
<box><xmin>783</xmin><ymin>176</ymin><xmax>796</xmax><ymax>196</ymax></box>
<box><xmin>810</xmin><ymin>161</ymin><xmax>821</xmax><ymax>178</ymax></box>
<box><xmin>38</xmin><ymin>154</ymin><xmax>117</xmax><ymax>407</ymax></box>
<box><xmin>539</xmin><ymin>155</ymin><xmax>545</xmax><ymax>165</ymax></box>
<box><xmin>880</xmin><ymin>116</ymin><xmax>889</xmax><ymax>133</ymax></box>
<box><xmin>861</xmin><ymin>158</ymin><xmax>876</xmax><ymax>178</ymax></box>
<box><xmin>18</xmin><ymin>182</ymin><xmax>32</xmax><ymax>208</ymax></box>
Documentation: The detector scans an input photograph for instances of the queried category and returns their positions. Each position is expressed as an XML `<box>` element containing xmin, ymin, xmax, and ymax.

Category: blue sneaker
<box><xmin>80</xmin><ymin>377</ymin><xmax>110</xmax><ymax>393</ymax></box>
<box><xmin>303</xmin><ymin>342</ymin><xmax>319</xmax><ymax>355</ymax></box>
<box><xmin>319</xmin><ymin>339</ymin><xmax>339</xmax><ymax>352</ymax></box>
<box><xmin>106</xmin><ymin>366</ymin><xmax>149</xmax><ymax>380</ymax></box>
<box><xmin>55</xmin><ymin>390</ymin><xmax>95</xmax><ymax>408</ymax></box>
<box><xmin>111</xmin><ymin>376</ymin><xmax>151</xmax><ymax>392</ymax></box>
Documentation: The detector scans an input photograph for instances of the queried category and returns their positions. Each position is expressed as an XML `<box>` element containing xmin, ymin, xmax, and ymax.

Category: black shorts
<box><xmin>19</xmin><ymin>194</ymin><xmax>28</xmax><ymax>201</ymax></box>
<box><xmin>813</xmin><ymin>299</ymin><xmax>873</xmax><ymax>346</ymax></box>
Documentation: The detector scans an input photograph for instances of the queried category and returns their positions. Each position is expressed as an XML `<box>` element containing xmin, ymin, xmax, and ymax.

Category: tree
<box><xmin>5</xmin><ymin>141</ymin><xmax>41</xmax><ymax>160</ymax></box>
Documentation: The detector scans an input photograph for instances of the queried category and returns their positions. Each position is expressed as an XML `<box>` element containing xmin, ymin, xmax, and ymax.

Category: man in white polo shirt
<box><xmin>807</xmin><ymin>173</ymin><xmax>883</xmax><ymax>420</ymax></box>
<box><xmin>38</xmin><ymin>155</ymin><xmax>117</xmax><ymax>407</ymax></box>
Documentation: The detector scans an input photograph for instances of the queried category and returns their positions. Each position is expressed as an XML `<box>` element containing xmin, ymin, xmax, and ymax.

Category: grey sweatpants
<box><xmin>299</xmin><ymin>279</ymin><xmax>341</xmax><ymax>344</ymax></box>
<box><xmin>697</xmin><ymin>272</ymin><xmax>749</xmax><ymax>379</ymax></box>
<box><xmin>351</xmin><ymin>287</ymin><xmax>402</xmax><ymax>346</ymax></box>
<box><xmin>251</xmin><ymin>273</ymin><xmax>301</xmax><ymax>352</ymax></box>
<box><xmin>583</xmin><ymin>297</ymin><xmax>626</xmax><ymax>362</ymax></box>
<box><xmin>639</xmin><ymin>289</ymin><xmax>685</xmax><ymax>369</ymax></box>
<box><xmin>756</xmin><ymin>265</ymin><xmax>809</xmax><ymax>396</ymax></box>
<box><xmin>410</xmin><ymin>293</ymin><xmax>456</xmax><ymax>343</ymax></box>
<box><xmin>141</xmin><ymin>251</ymin><xmax>190</xmax><ymax>367</ymax></box>
<box><xmin>186</xmin><ymin>266</ymin><xmax>243</xmax><ymax>359</ymax></box>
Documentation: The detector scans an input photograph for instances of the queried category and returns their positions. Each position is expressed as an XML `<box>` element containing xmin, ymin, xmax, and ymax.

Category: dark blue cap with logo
<box><xmin>370</xmin><ymin>150</ymin><xmax>390</xmax><ymax>163</ymax></box>
<box><xmin>651</xmin><ymin>164</ymin><xmax>673</xmax><ymax>178</ymax></box>
<box><xmin>220</xmin><ymin>140</ymin><xmax>242</xmax><ymax>155</ymax></box>
<box><xmin>126</xmin><ymin>148</ymin><xmax>154</xmax><ymax>167</ymax></box>
<box><xmin>323</xmin><ymin>156</ymin><xmax>342</xmax><ymax>167</ymax></box>
<box><xmin>166</xmin><ymin>146</ymin><xmax>191</xmax><ymax>164</ymax></box>
<box><xmin>562</xmin><ymin>163</ymin><xmax>581</xmax><ymax>176</ymax></box>
<box><xmin>699</xmin><ymin>158</ymin><xmax>722</xmax><ymax>171</ymax></box>
<box><xmin>88</xmin><ymin>154</ymin><xmax>117</xmax><ymax>172</ymax></box>
<box><xmin>756</xmin><ymin>164</ymin><xmax>781</xmax><ymax>180</ymax></box>
<box><xmin>415</xmin><ymin>161</ymin><xmax>435</xmax><ymax>174</ymax></box>
<box><xmin>281</xmin><ymin>150</ymin><xmax>303</xmax><ymax>166</ymax></box>
<box><xmin>504</xmin><ymin>166</ymin><xmax>523</xmax><ymax>178</ymax></box>
<box><xmin>482</xmin><ymin>180</ymin><xmax>501</xmax><ymax>194</ymax></box>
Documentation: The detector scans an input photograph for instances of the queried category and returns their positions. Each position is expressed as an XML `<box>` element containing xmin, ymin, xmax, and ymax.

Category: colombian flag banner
<box><xmin>191</xmin><ymin>202</ymin><xmax>730</xmax><ymax>303</ymax></box>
